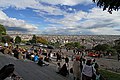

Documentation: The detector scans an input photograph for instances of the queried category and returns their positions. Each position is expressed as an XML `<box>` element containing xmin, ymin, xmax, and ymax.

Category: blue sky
<box><xmin>0</xmin><ymin>0</ymin><xmax>120</xmax><ymax>35</ymax></box>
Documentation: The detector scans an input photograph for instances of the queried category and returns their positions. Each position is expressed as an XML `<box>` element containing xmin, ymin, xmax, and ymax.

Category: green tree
<box><xmin>93</xmin><ymin>0</ymin><xmax>120</xmax><ymax>14</ymax></box>
<box><xmin>48</xmin><ymin>42</ymin><xmax>61</xmax><ymax>48</ymax></box>
<box><xmin>30</xmin><ymin>35</ymin><xmax>37</xmax><ymax>44</ymax></box>
<box><xmin>36</xmin><ymin>37</ymin><xmax>48</xmax><ymax>44</ymax></box>
<box><xmin>15</xmin><ymin>36</ymin><xmax>21</xmax><ymax>44</ymax></box>
<box><xmin>1</xmin><ymin>35</ymin><xmax>12</xmax><ymax>43</ymax></box>
<box><xmin>114</xmin><ymin>39</ymin><xmax>120</xmax><ymax>46</ymax></box>
<box><xmin>93</xmin><ymin>44</ymin><xmax>110</xmax><ymax>51</ymax></box>
<box><xmin>0</xmin><ymin>24</ymin><xmax>6</xmax><ymax>35</ymax></box>
<box><xmin>0</xmin><ymin>24</ymin><xmax>6</xmax><ymax>41</ymax></box>
<box><xmin>65</xmin><ymin>42</ymin><xmax>74</xmax><ymax>49</ymax></box>
<box><xmin>107</xmin><ymin>48</ymin><xmax>117</xmax><ymax>55</ymax></box>
<box><xmin>65</xmin><ymin>42</ymin><xmax>82</xmax><ymax>50</ymax></box>
<box><xmin>21</xmin><ymin>40</ymin><xmax>28</xmax><ymax>43</ymax></box>
<box><xmin>114</xmin><ymin>39</ymin><xmax>120</xmax><ymax>53</ymax></box>
<box><xmin>73</xmin><ymin>42</ymin><xmax>81</xmax><ymax>48</ymax></box>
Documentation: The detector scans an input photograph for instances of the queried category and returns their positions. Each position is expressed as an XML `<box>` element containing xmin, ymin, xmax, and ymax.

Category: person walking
<box><xmin>73</xmin><ymin>56</ymin><xmax>81</xmax><ymax>80</ymax></box>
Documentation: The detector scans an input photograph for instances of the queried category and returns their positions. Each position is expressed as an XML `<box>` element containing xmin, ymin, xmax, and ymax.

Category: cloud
<box><xmin>43</xmin><ymin>8</ymin><xmax>120</xmax><ymax>35</ymax></box>
<box><xmin>0</xmin><ymin>10</ymin><xmax>38</xmax><ymax>33</ymax></box>
<box><xmin>1</xmin><ymin>0</ymin><xmax>120</xmax><ymax>35</ymax></box>
<box><xmin>33</xmin><ymin>5</ymin><xmax>67</xmax><ymax>16</ymax></box>
<box><xmin>0</xmin><ymin>0</ymin><xmax>39</xmax><ymax>9</ymax></box>
<box><xmin>39</xmin><ymin>0</ymin><xmax>92</xmax><ymax>6</ymax></box>
<box><xmin>43</xmin><ymin>26</ymin><xmax>95</xmax><ymax>35</ymax></box>
<box><xmin>0</xmin><ymin>0</ymin><xmax>69</xmax><ymax>17</ymax></box>
<box><xmin>90</xmin><ymin>27</ymin><xmax>120</xmax><ymax>35</ymax></box>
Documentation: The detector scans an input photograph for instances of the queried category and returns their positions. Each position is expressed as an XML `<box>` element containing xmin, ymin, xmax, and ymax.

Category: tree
<box><xmin>114</xmin><ymin>39</ymin><xmax>120</xmax><ymax>53</ymax></box>
<box><xmin>36</xmin><ymin>37</ymin><xmax>48</xmax><ymax>44</ymax></box>
<box><xmin>0</xmin><ymin>24</ymin><xmax>6</xmax><ymax>35</ymax></box>
<box><xmin>65</xmin><ymin>42</ymin><xmax>74</xmax><ymax>49</ymax></box>
<box><xmin>49</xmin><ymin>41</ymin><xmax>61</xmax><ymax>48</ymax></box>
<box><xmin>30</xmin><ymin>35</ymin><xmax>37</xmax><ymax>44</ymax></box>
<box><xmin>1</xmin><ymin>35</ymin><xmax>12</xmax><ymax>43</ymax></box>
<box><xmin>93</xmin><ymin>0</ymin><xmax>120</xmax><ymax>14</ymax></box>
<box><xmin>0</xmin><ymin>24</ymin><xmax>6</xmax><ymax>41</ymax></box>
<box><xmin>65</xmin><ymin>42</ymin><xmax>83</xmax><ymax>50</ymax></box>
<box><xmin>15</xmin><ymin>36</ymin><xmax>21</xmax><ymax>44</ymax></box>
<box><xmin>93</xmin><ymin>44</ymin><xmax>110</xmax><ymax>51</ymax></box>
<box><xmin>114</xmin><ymin>39</ymin><xmax>120</xmax><ymax>45</ymax></box>
<box><xmin>73</xmin><ymin>42</ymin><xmax>80</xmax><ymax>48</ymax></box>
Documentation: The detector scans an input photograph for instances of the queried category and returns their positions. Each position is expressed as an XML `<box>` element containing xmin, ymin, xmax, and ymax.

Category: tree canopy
<box><xmin>36</xmin><ymin>36</ymin><xmax>48</xmax><ymax>44</ymax></box>
<box><xmin>114</xmin><ymin>38</ymin><xmax>120</xmax><ymax>53</ymax></box>
<box><xmin>1</xmin><ymin>35</ymin><xmax>12</xmax><ymax>43</ymax></box>
<box><xmin>0</xmin><ymin>24</ymin><xmax>6</xmax><ymax>35</ymax></box>
<box><xmin>93</xmin><ymin>0</ymin><xmax>120</xmax><ymax>13</ymax></box>
<box><xmin>65</xmin><ymin>42</ymin><xmax>85</xmax><ymax>50</ymax></box>
<box><xmin>49</xmin><ymin>41</ymin><xmax>61</xmax><ymax>48</ymax></box>
<box><xmin>30</xmin><ymin>35</ymin><xmax>37</xmax><ymax>44</ymax></box>
<box><xmin>93</xmin><ymin>44</ymin><xmax>110</xmax><ymax>51</ymax></box>
<box><xmin>15</xmin><ymin>36</ymin><xmax>21</xmax><ymax>44</ymax></box>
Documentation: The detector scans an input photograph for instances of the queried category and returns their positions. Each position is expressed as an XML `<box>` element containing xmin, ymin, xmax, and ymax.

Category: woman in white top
<box><xmin>82</xmin><ymin>59</ymin><xmax>94</xmax><ymax>80</ymax></box>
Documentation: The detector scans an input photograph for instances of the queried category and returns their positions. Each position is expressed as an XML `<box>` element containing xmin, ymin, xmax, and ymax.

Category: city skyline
<box><xmin>0</xmin><ymin>0</ymin><xmax>120</xmax><ymax>35</ymax></box>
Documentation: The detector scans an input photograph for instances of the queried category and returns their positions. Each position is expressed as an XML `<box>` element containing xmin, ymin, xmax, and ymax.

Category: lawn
<box><xmin>99</xmin><ymin>69</ymin><xmax>120</xmax><ymax>80</ymax></box>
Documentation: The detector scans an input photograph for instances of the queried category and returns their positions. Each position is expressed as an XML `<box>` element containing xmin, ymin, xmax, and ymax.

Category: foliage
<box><xmin>93</xmin><ymin>43</ymin><xmax>117</xmax><ymax>55</ymax></box>
<box><xmin>114</xmin><ymin>39</ymin><xmax>120</xmax><ymax>45</ymax></box>
<box><xmin>36</xmin><ymin>37</ymin><xmax>48</xmax><ymax>44</ymax></box>
<box><xmin>65</xmin><ymin>42</ymin><xmax>74</xmax><ymax>49</ymax></box>
<box><xmin>107</xmin><ymin>48</ymin><xmax>117</xmax><ymax>55</ymax></box>
<box><xmin>74</xmin><ymin>42</ymin><xmax>80</xmax><ymax>48</ymax></box>
<box><xmin>31</xmin><ymin>35</ymin><xmax>37</xmax><ymax>44</ymax></box>
<box><xmin>15</xmin><ymin>36</ymin><xmax>21</xmax><ymax>44</ymax></box>
<box><xmin>65</xmin><ymin>42</ymin><xmax>85</xmax><ymax>50</ymax></box>
<box><xmin>0</xmin><ymin>24</ymin><xmax>6</xmax><ymax>41</ymax></box>
<box><xmin>114</xmin><ymin>39</ymin><xmax>120</xmax><ymax>53</ymax></box>
<box><xmin>93</xmin><ymin>44</ymin><xmax>110</xmax><ymax>51</ymax></box>
<box><xmin>21</xmin><ymin>40</ymin><xmax>28</xmax><ymax>43</ymax></box>
<box><xmin>78</xmin><ymin>45</ymin><xmax>86</xmax><ymax>50</ymax></box>
<box><xmin>0</xmin><ymin>24</ymin><xmax>6</xmax><ymax>35</ymax></box>
<box><xmin>99</xmin><ymin>69</ymin><xmax>120</xmax><ymax>80</ymax></box>
<box><xmin>48</xmin><ymin>41</ymin><xmax>61</xmax><ymax>48</ymax></box>
<box><xmin>93</xmin><ymin>0</ymin><xmax>120</xmax><ymax>14</ymax></box>
<box><xmin>1</xmin><ymin>35</ymin><xmax>12</xmax><ymax>43</ymax></box>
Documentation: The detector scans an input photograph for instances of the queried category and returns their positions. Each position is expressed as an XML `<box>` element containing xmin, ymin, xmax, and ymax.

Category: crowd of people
<box><xmin>55</xmin><ymin>51</ymin><xmax>105</xmax><ymax>80</ymax></box>
<box><xmin>0</xmin><ymin>42</ymin><xmax>105</xmax><ymax>80</ymax></box>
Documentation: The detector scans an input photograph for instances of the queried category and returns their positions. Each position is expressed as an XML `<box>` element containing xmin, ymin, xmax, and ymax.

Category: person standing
<box><xmin>82</xmin><ymin>59</ymin><xmax>94</xmax><ymax>80</ymax></box>
<box><xmin>73</xmin><ymin>56</ymin><xmax>81</xmax><ymax>80</ymax></box>
<box><xmin>65</xmin><ymin>55</ymin><xmax>69</xmax><ymax>64</ymax></box>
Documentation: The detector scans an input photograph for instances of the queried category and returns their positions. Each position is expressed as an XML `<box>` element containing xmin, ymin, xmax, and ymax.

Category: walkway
<box><xmin>0</xmin><ymin>53</ymin><xmax>73</xmax><ymax>80</ymax></box>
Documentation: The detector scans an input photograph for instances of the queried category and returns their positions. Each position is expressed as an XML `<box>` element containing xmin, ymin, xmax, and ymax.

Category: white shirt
<box><xmin>82</xmin><ymin>64</ymin><xmax>93</xmax><ymax>77</ymax></box>
<box><xmin>4</xmin><ymin>43</ymin><xmax>8</xmax><ymax>47</ymax></box>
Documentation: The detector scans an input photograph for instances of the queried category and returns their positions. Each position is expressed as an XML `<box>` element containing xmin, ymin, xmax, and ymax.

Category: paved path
<box><xmin>96</xmin><ymin>58</ymin><xmax>120</xmax><ymax>72</ymax></box>
<box><xmin>1</xmin><ymin>49</ymin><xmax>120</xmax><ymax>80</ymax></box>
<box><xmin>0</xmin><ymin>53</ymin><xmax>73</xmax><ymax>80</ymax></box>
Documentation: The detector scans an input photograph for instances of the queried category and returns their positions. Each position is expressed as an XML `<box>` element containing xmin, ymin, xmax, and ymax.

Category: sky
<box><xmin>0</xmin><ymin>0</ymin><xmax>120</xmax><ymax>35</ymax></box>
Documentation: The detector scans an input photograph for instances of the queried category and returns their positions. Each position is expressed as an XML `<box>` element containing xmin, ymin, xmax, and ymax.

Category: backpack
<box><xmin>0</xmin><ymin>64</ymin><xmax>14</xmax><ymax>80</ymax></box>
